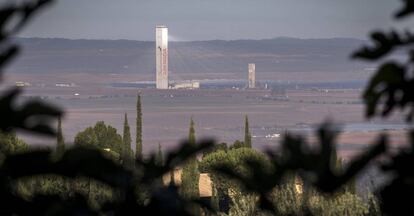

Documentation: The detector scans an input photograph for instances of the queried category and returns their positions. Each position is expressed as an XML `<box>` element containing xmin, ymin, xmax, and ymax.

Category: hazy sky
<box><xmin>17</xmin><ymin>0</ymin><xmax>413</xmax><ymax>41</ymax></box>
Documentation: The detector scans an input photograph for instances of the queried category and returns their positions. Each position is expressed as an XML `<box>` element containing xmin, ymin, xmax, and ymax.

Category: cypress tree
<box><xmin>136</xmin><ymin>93</ymin><xmax>143</xmax><ymax>159</ymax></box>
<box><xmin>56</xmin><ymin>117</ymin><xmax>65</xmax><ymax>153</ymax></box>
<box><xmin>211</xmin><ymin>183</ymin><xmax>220</xmax><ymax>211</ymax></box>
<box><xmin>188</xmin><ymin>117</ymin><xmax>196</xmax><ymax>146</ymax></box>
<box><xmin>123</xmin><ymin>113</ymin><xmax>132</xmax><ymax>163</ymax></box>
<box><xmin>155</xmin><ymin>142</ymin><xmax>165</xmax><ymax>187</ymax></box>
<box><xmin>155</xmin><ymin>142</ymin><xmax>164</xmax><ymax>166</ymax></box>
<box><xmin>53</xmin><ymin>117</ymin><xmax>69</xmax><ymax>197</ymax></box>
<box><xmin>181</xmin><ymin>117</ymin><xmax>200</xmax><ymax>215</ymax></box>
<box><xmin>244</xmin><ymin>115</ymin><xmax>252</xmax><ymax>148</ymax></box>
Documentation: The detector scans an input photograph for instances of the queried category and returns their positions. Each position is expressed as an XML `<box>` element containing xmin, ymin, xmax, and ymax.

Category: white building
<box><xmin>172</xmin><ymin>81</ymin><xmax>200</xmax><ymax>89</ymax></box>
<box><xmin>15</xmin><ymin>81</ymin><xmax>31</xmax><ymax>87</ymax></box>
<box><xmin>55</xmin><ymin>83</ymin><xmax>76</xmax><ymax>87</ymax></box>
<box><xmin>156</xmin><ymin>25</ymin><xmax>169</xmax><ymax>89</ymax></box>
<box><xmin>248</xmin><ymin>63</ymin><xmax>256</xmax><ymax>88</ymax></box>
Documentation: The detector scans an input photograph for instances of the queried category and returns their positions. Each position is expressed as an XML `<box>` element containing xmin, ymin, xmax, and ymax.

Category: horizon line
<box><xmin>14</xmin><ymin>36</ymin><xmax>365</xmax><ymax>43</ymax></box>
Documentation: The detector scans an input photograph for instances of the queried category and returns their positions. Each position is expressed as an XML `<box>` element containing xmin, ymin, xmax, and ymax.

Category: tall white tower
<box><xmin>156</xmin><ymin>25</ymin><xmax>168</xmax><ymax>89</ymax></box>
<box><xmin>248</xmin><ymin>63</ymin><xmax>256</xmax><ymax>88</ymax></box>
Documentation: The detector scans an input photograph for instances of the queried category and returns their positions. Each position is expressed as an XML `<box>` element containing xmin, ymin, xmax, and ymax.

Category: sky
<box><xmin>16</xmin><ymin>0</ymin><xmax>414</xmax><ymax>41</ymax></box>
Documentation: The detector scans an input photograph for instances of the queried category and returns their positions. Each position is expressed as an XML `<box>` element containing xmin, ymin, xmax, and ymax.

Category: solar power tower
<box><xmin>248</xmin><ymin>63</ymin><xmax>256</xmax><ymax>88</ymax></box>
<box><xmin>156</xmin><ymin>25</ymin><xmax>169</xmax><ymax>89</ymax></box>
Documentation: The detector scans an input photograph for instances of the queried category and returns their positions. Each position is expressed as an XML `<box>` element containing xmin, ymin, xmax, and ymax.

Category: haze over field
<box><xmin>9</xmin><ymin>37</ymin><xmax>373</xmax><ymax>83</ymax></box>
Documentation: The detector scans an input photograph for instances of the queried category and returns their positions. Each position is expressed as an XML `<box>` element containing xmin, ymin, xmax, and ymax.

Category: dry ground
<box><xmin>9</xmin><ymin>79</ymin><xmax>407</xmax><ymax>160</ymax></box>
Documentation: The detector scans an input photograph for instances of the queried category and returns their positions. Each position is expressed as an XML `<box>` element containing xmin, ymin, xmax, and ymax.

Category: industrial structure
<box><xmin>154</xmin><ymin>26</ymin><xmax>258</xmax><ymax>90</ymax></box>
<box><xmin>248</xmin><ymin>63</ymin><xmax>256</xmax><ymax>88</ymax></box>
<box><xmin>15</xmin><ymin>81</ymin><xmax>31</xmax><ymax>87</ymax></box>
<box><xmin>172</xmin><ymin>81</ymin><xmax>200</xmax><ymax>89</ymax></box>
<box><xmin>156</xmin><ymin>25</ymin><xmax>169</xmax><ymax>89</ymax></box>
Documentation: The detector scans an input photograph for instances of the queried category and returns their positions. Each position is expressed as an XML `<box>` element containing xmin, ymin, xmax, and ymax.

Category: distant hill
<box><xmin>9</xmin><ymin>37</ymin><xmax>369</xmax><ymax>77</ymax></box>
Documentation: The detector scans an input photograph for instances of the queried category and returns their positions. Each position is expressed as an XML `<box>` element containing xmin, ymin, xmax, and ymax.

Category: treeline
<box><xmin>1</xmin><ymin>90</ymin><xmax>379</xmax><ymax>215</ymax></box>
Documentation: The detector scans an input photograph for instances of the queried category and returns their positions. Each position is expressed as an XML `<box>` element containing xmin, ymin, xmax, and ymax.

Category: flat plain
<box><xmin>14</xmin><ymin>83</ymin><xmax>407</xmax><ymax>159</ymax></box>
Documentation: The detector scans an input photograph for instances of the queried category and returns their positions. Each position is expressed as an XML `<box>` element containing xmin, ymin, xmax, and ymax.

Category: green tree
<box><xmin>181</xmin><ymin>117</ymin><xmax>200</xmax><ymax>215</ymax></box>
<box><xmin>122</xmin><ymin>113</ymin><xmax>132</xmax><ymax>163</ymax></box>
<box><xmin>203</xmin><ymin>142</ymin><xmax>228</xmax><ymax>158</ymax></box>
<box><xmin>230</xmin><ymin>140</ymin><xmax>245</xmax><ymax>149</ymax></box>
<box><xmin>153</xmin><ymin>142</ymin><xmax>165</xmax><ymax>189</ymax></box>
<box><xmin>73</xmin><ymin>122</ymin><xmax>123</xmax><ymax>205</ymax></box>
<box><xmin>210</xmin><ymin>184</ymin><xmax>220</xmax><ymax>212</ymax></box>
<box><xmin>188</xmin><ymin>117</ymin><xmax>196</xmax><ymax>146</ymax></box>
<box><xmin>224</xmin><ymin>192</ymin><xmax>259</xmax><ymax>216</ymax></box>
<box><xmin>0</xmin><ymin>1</ymin><xmax>219</xmax><ymax>215</ymax></box>
<box><xmin>155</xmin><ymin>142</ymin><xmax>164</xmax><ymax>166</ymax></box>
<box><xmin>244</xmin><ymin>115</ymin><xmax>252</xmax><ymax>148</ymax></box>
<box><xmin>199</xmin><ymin>147</ymin><xmax>270</xmax><ymax>213</ymax></box>
<box><xmin>74</xmin><ymin>121</ymin><xmax>123</xmax><ymax>155</ymax></box>
<box><xmin>136</xmin><ymin>93</ymin><xmax>143</xmax><ymax>159</ymax></box>
<box><xmin>331</xmin><ymin>145</ymin><xmax>357</xmax><ymax>194</ymax></box>
<box><xmin>0</xmin><ymin>132</ymin><xmax>28</xmax><ymax>154</ymax></box>
<box><xmin>308</xmin><ymin>192</ymin><xmax>369</xmax><ymax>216</ymax></box>
<box><xmin>200</xmin><ymin>149</ymin><xmax>230</xmax><ymax>212</ymax></box>
<box><xmin>74</xmin><ymin>127</ymin><xmax>98</xmax><ymax>147</ymax></box>
<box><xmin>366</xmin><ymin>193</ymin><xmax>381</xmax><ymax>216</ymax></box>
<box><xmin>0</xmin><ymin>132</ymin><xmax>32</xmax><ymax>197</ymax></box>
<box><xmin>269</xmin><ymin>175</ymin><xmax>302</xmax><ymax>216</ymax></box>
<box><xmin>56</xmin><ymin>117</ymin><xmax>65</xmax><ymax>153</ymax></box>
<box><xmin>0</xmin><ymin>131</ymin><xmax>71</xmax><ymax>204</ymax></box>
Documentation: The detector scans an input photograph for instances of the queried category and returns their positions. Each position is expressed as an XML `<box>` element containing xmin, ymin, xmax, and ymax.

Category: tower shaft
<box><xmin>156</xmin><ymin>26</ymin><xmax>168</xmax><ymax>89</ymax></box>
<box><xmin>248</xmin><ymin>63</ymin><xmax>256</xmax><ymax>88</ymax></box>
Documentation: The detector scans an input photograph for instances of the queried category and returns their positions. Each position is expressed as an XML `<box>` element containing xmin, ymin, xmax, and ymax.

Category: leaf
<box><xmin>0</xmin><ymin>0</ymin><xmax>54</xmax><ymax>40</ymax></box>
<box><xmin>0</xmin><ymin>88</ymin><xmax>63</xmax><ymax>135</ymax></box>
<box><xmin>57</xmin><ymin>147</ymin><xmax>133</xmax><ymax>188</ymax></box>
<box><xmin>0</xmin><ymin>45</ymin><xmax>19</xmax><ymax>79</ymax></box>
<box><xmin>362</xmin><ymin>62</ymin><xmax>414</xmax><ymax>120</ymax></box>
<box><xmin>136</xmin><ymin>140</ymin><xmax>214</xmax><ymax>184</ymax></box>
<box><xmin>352</xmin><ymin>31</ymin><xmax>414</xmax><ymax>60</ymax></box>
<box><xmin>379</xmin><ymin>130</ymin><xmax>414</xmax><ymax>215</ymax></box>
<box><xmin>2</xmin><ymin>147</ymin><xmax>132</xmax><ymax>188</ymax></box>
<box><xmin>395</xmin><ymin>0</ymin><xmax>414</xmax><ymax>19</ymax></box>
<box><xmin>20</xmin><ymin>193</ymin><xmax>98</xmax><ymax>216</ymax></box>
<box><xmin>315</xmin><ymin>135</ymin><xmax>387</xmax><ymax>192</ymax></box>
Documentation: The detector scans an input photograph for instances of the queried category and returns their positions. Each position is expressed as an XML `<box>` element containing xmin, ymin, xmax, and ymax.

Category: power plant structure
<box><xmin>153</xmin><ymin>26</ymin><xmax>259</xmax><ymax>90</ymax></box>
<box><xmin>248</xmin><ymin>63</ymin><xmax>256</xmax><ymax>88</ymax></box>
<box><xmin>156</xmin><ymin>25</ymin><xmax>169</xmax><ymax>89</ymax></box>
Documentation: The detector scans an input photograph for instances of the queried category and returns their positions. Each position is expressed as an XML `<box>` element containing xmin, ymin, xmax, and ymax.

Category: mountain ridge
<box><xmin>9</xmin><ymin>37</ymin><xmax>369</xmax><ymax>76</ymax></box>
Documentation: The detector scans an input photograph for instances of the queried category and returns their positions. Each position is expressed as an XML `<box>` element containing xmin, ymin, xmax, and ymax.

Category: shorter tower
<box><xmin>248</xmin><ymin>63</ymin><xmax>256</xmax><ymax>88</ymax></box>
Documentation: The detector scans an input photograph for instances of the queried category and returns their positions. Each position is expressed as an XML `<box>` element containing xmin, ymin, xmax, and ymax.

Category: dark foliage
<box><xmin>395</xmin><ymin>0</ymin><xmax>414</xmax><ymax>19</ymax></box>
<box><xmin>362</xmin><ymin>62</ymin><xmax>414</xmax><ymax>121</ymax></box>
<box><xmin>0</xmin><ymin>141</ymin><xmax>216</xmax><ymax>215</ymax></box>
<box><xmin>211</xmin><ymin>1</ymin><xmax>414</xmax><ymax>215</ymax></box>
<box><xmin>136</xmin><ymin>93</ymin><xmax>143</xmax><ymax>159</ymax></box>
<box><xmin>213</xmin><ymin>123</ymin><xmax>386</xmax><ymax>214</ymax></box>
<box><xmin>244</xmin><ymin>115</ymin><xmax>252</xmax><ymax>148</ymax></box>
<box><xmin>353</xmin><ymin>0</ymin><xmax>414</xmax><ymax>122</ymax></box>
<box><xmin>352</xmin><ymin>2</ymin><xmax>414</xmax><ymax>213</ymax></box>
<box><xmin>57</xmin><ymin>117</ymin><xmax>65</xmax><ymax>153</ymax></box>
<box><xmin>0</xmin><ymin>0</ymin><xmax>62</xmax><ymax>136</ymax></box>
<box><xmin>0</xmin><ymin>0</ymin><xmax>414</xmax><ymax>215</ymax></box>
<box><xmin>352</xmin><ymin>31</ymin><xmax>414</xmax><ymax>61</ymax></box>
<box><xmin>380</xmin><ymin>132</ymin><xmax>414</xmax><ymax>215</ymax></box>
<box><xmin>0</xmin><ymin>1</ymin><xmax>217</xmax><ymax>215</ymax></box>
<box><xmin>0</xmin><ymin>88</ymin><xmax>62</xmax><ymax>135</ymax></box>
